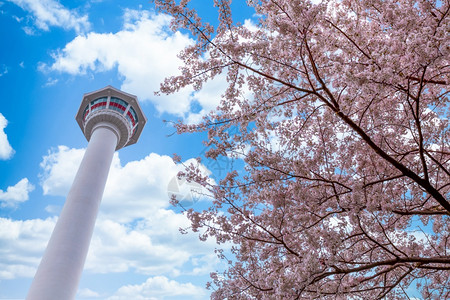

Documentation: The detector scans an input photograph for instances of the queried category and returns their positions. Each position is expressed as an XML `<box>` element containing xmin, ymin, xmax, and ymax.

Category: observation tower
<box><xmin>27</xmin><ymin>86</ymin><xmax>147</xmax><ymax>300</ymax></box>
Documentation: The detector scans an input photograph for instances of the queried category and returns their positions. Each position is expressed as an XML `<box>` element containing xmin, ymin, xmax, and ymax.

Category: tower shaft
<box><xmin>27</xmin><ymin>124</ymin><xmax>118</xmax><ymax>300</ymax></box>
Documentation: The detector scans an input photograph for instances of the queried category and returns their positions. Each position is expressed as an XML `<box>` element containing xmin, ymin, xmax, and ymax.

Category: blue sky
<box><xmin>0</xmin><ymin>0</ymin><xmax>254</xmax><ymax>298</ymax></box>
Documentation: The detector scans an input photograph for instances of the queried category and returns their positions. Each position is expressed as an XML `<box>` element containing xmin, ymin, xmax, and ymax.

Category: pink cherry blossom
<box><xmin>155</xmin><ymin>0</ymin><xmax>449</xmax><ymax>298</ymax></box>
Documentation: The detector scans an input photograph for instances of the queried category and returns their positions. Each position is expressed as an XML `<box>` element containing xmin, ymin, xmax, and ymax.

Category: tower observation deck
<box><xmin>76</xmin><ymin>85</ymin><xmax>147</xmax><ymax>149</ymax></box>
<box><xmin>27</xmin><ymin>86</ymin><xmax>147</xmax><ymax>300</ymax></box>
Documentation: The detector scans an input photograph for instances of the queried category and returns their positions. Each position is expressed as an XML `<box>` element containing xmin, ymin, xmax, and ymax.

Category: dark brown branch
<box><xmin>393</xmin><ymin>209</ymin><xmax>450</xmax><ymax>216</ymax></box>
<box><xmin>407</xmin><ymin>76</ymin><xmax>447</xmax><ymax>85</ymax></box>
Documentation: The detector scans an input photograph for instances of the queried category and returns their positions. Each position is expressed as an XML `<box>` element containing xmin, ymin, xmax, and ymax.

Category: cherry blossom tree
<box><xmin>155</xmin><ymin>0</ymin><xmax>449</xmax><ymax>298</ymax></box>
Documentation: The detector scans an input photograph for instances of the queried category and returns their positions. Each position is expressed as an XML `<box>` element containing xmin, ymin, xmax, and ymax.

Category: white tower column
<box><xmin>26</xmin><ymin>124</ymin><xmax>119</xmax><ymax>300</ymax></box>
<box><xmin>26</xmin><ymin>85</ymin><xmax>146</xmax><ymax>300</ymax></box>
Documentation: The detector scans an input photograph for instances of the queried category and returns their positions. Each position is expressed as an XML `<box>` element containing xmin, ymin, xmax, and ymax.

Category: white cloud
<box><xmin>38</xmin><ymin>146</ymin><xmax>219</xmax><ymax>276</ymax></box>
<box><xmin>41</xmin><ymin>9</ymin><xmax>250</xmax><ymax>120</ymax></box>
<box><xmin>108</xmin><ymin>276</ymin><xmax>206</xmax><ymax>300</ymax></box>
<box><xmin>0</xmin><ymin>217</ymin><xmax>55</xmax><ymax>279</ymax></box>
<box><xmin>43</xmin><ymin>77</ymin><xmax>58</xmax><ymax>86</ymax></box>
<box><xmin>45</xmin><ymin>9</ymin><xmax>195</xmax><ymax>116</ymax></box>
<box><xmin>77</xmin><ymin>288</ymin><xmax>102</xmax><ymax>298</ymax></box>
<box><xmin>7</xmin><ymin>0</ymin><xmax>90</xmax><ymax>34</ymax></box>
<box><xmin>0</xmin><ymin>64</ymin><xmax>7</xmax><ymax>76</ymax></box>
<box><xmin>0</xmin><ymin>147</ymin><xmax>222</xmax><ymax>298</ymax></box>
<box><xmin>0</xmin><ymin>215</ymin><xmax>218</xmax><ymax>285</ymax></box>
<box><xmin>39</xmin><ymin>145</ymin><xmax>85</xmax><ymax>195</ymax></box>
<box><xmin>86</xmin><ymin>211</ymin><xmax>222</xmax><ymax>276</ymax></box>
<box><xmin>185</xmin><ymin>72</ymin><xmax>229</xmax><ymax>124</ymax></box>
<box><xmin>0</xmin><ymin>178</ymin><xmax>35</xmax><ymax>207</ymax></box>
<box><xmin>0</xmin><ymin>113</ymin><xmax>14</xmax><ymax>159</ymax></box>
<box><xmin>40</xmin><ymin>146</ymin><xmax>211</xmax><ymax>223</ymax></box>
<box><xmin>86</xmin><ymin>217</ymin><xmax>191</xmax><ymax>275</ymax></box>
